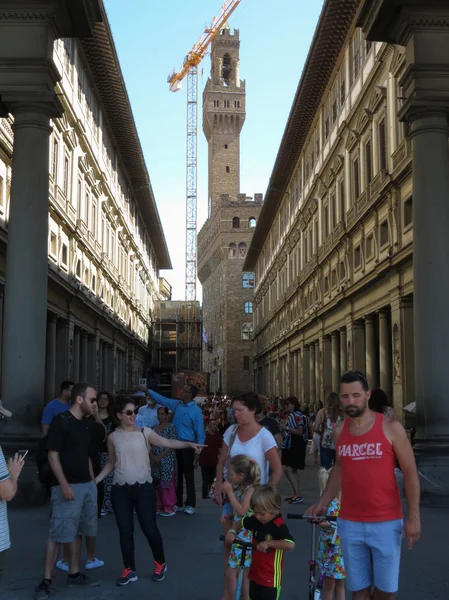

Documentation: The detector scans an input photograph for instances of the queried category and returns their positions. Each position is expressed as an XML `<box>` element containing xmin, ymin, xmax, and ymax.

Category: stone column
<box><xmin>322</xmin><ymin>336</ymin><xmax>332</xmax><ymax>399</ymax></box>
<box><xmin>359</xmin><ymin>0</ymin><xmax>449</xmax><ymax>500</ymax></box>
<box><xmin>44</xmin><ymin>315</ymin><xmax>57</xmax><ymax>403</ymax></box>
<box><xmin>87</xmin><ymin>335</ymin><xmax>96</xmax><ymax>384</ymax></box>
<box><xmin>97</xmin><ymin>339</ymin><xmax>103</xmax><ymax>390</ymax></box>
<box><xmin>365</xmin><ymin>315</ymin><xmax>377</xmax><ymax>388</ymax></box>
<box><xmin>339</xmin><ymin>327</ymin><xmax>347</xmax><ymax>375</ymax></box>
<box><xmin>55</xmin><ymin>319</ymin><xmax>70</xmax><ymax>385</ymax></box>
<box><xmin>293</xmin><ymin>351</ymin><xmax>299</xmax><ymax>398</ymax></box>
<box><xmin>378</xmin><ymin>309</ymin><xmax>392</xmax><ymax>397</ymax></box>
<box><xmin>302</xmin><ymin>346</ymin><xmax>309</xmax><ymax>405</ymax></box>
<box><xmin>112</xmin><ymin>341</ymin><xmax>117</xmax><ymax>393</ymax></box>
<box><xmin>353</xmin><ymin>320</ymin><xmax>366</xmax><ymax>374</ymax></box>
<box><xmin>331</xmin><ymin>332</ymin><xmax>340</xmax><ymax>392</ymax></box>
<box><xmin>73</xmin><ymin>327</ymin><xmax>80</xmax><ymax>383</ymax></box>
<box><xmin>309</xmin><ymin>342</ymin><xmax>316</xmax><ymax>402</ymax></box>
<box><xmin>102</xmin><ymin>343</ymin><xmax>110</xmax><ymax>392</ymax></box>
<box><xmin>80</xmin><ymin>331</ymin><xmax>88</xmax><ymax>383</ymax></box>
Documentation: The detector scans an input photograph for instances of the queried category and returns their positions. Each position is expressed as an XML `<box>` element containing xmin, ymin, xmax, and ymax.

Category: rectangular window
<box><xmin>379</xmin><ymin>120</ymin><xmax>387</xmax><ymax>171</ymax></box>
<box><xmin>52</xmin><ymin>139</ymin><xmax>59</xmax><ymax>181</ymax></box>
<box><xmin>61</xmin><ymin>242</ymin><xmax>68</xmax><ymax>267</ymax></box>
<box><xmin>92</xmin><ymin>199</ymin><xmax>97</xmax><ymax>236</ymax></box>
<box><xmin>50</xmin><ymin>231</ymin><xmax>57</xmax><ymax>258</ymax></box>
<box><xmin>85</xmin><ymin>191</ymin><xmax>90</xmax><ymax>226</ymax></box>
<box><xmin>380</xmin><ymin>220</ymin><xmax>389</xmax><ymax>247</ymax></box>
<box><xmin>353</xmin><ymin>157</ymin><xmax>360</xmax><ymax>200</ymax></box>
<box><xmin>340</xmin><ymin>74</ymin><xmax>346</xmax><ymax>106</ymax></box>
<box><xmin>331</xmin><ymin>193</ymin><xmax>337</xmax><ymax>230</ymax></box>
<box><xmin>354</xmin><ymin>244</ymin><xmax>362</xmax><ymax>269</ymax></box>
<box><xmin>77</xmin><ymin>178</ymin><xmax>83</xmax><ymax>219</ymax></box>
<box><xmin>314</xmin><ymin>220</ymin><xmax>319</xmax><ymax>254</ymax></box>
<box><xmin>339</xmin><ymin>180</ymin><xmax>345</xmax><ymax>221</ymax></box>
<box><xmin>63</xmin><ymin>155</ymin><xmax>70</xmax><ymax>197</ymax></box>
<box><xmin>323</xmin><ymin>203</ymin><xmax>329</xmax><ymax>239</ymax></box>
<box><xmin>404</xmin><ymin>196</ymin><xmax>413</xmax><ymax>228</ymax></box>
<box><xmin>0</xmin><ymin>176</ymin><xmax>3</xmax><ymax>208</ymax></box>
<box><xmin>365</xmin><ymin>140</ymin><xmax>372</xmax><ymax>185</ymax></box>
<box><xmin>352</xmin><ymin>31</ymin><xmax>362</xmax><ymax>83</ymax></box>
<box><xmin>366</xmin><ymin>233</ymin><xmax>374</xmax><ymax>259</ymax></box>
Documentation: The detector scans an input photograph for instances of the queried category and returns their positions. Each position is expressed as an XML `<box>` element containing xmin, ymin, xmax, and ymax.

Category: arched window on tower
<box><xmin>228</xmin><ymin>243</ymin><xmax>237</xmax><ymax>259</ymax></box>
<box><xmin>238</xmin><ymin>242</ymin><xmax>247</xmax><ymax>258</ymax></box>
<box><xmin>222</xmin><ymin>53</ymin><xmax>232</xmax><ymax>84</ymax></box>
<box><xmin>249</xmin><ymin>217</ymin><xmax>257</xmax><ymax>228</ymax></box>
<box><xmin>241</xmin><ymin>324</ymin><xmax>251</xmax><ymax>340</ymax></box>
<box><xmin>232</xmin><ymin>216</ymin><xmax>240</xmax><ymax>229</ymax></box>
<box><xmin>244</xmin><ymin>301</ymin><xmax>253</xmax><ymax>314</ymax></box>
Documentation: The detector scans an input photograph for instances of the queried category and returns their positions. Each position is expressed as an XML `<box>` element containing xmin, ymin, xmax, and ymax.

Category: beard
<box><xmin>345</xmin><ymin>405</ymin><xmax>366</xmax><ymax>417</ymax></box>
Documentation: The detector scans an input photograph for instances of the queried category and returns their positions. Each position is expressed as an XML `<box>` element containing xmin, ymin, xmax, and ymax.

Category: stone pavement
<box><xmin>1</xmin><ymin>460</ymin><xmax>448</xmax><ymax>600</ymax></box>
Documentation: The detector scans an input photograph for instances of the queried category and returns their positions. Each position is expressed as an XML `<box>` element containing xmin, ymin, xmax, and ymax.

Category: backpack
<box><xmin>36</xmin><ymin>413</ymin><xmax>69</xmax><ymax>485</ymax></box>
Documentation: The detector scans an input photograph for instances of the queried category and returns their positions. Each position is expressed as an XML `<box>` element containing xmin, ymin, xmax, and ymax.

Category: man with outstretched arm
<box><xmin>308</xmin><ymin>370</ymin><xmax>420</xmax><ymax>600</ymax></box>
<box><xmin>141</xmin><ymin>384</ymin><xmax>205</xmax><ymax>515</ymax></box>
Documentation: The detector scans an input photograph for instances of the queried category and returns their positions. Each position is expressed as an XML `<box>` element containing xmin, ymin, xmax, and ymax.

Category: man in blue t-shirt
<box><xmin>41</xmin><ymin>381</ymin><xmax>74</xmax><ymax>436</ymax></box>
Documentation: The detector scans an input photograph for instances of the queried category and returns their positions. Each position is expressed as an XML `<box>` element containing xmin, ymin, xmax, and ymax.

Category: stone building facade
<box><xmin>198</xmin><ymin>26</ymin><xmax>261</xmax><ymax>396</ymax></box>
<box><xmin>244</xmin><ymin>0</ymin><xmax>414</xmax><ymax>415</ymax></box>
<box><xmin>0</xmin><ymin>14</ymin><xmax>171</xmax><ymax>404</ymax></box>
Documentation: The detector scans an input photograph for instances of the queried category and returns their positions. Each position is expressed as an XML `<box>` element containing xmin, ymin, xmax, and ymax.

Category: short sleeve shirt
<box><xmin>242</xmin><ymin>514</ymin><xmax>294</xmax><ymax>588</ymax></box>
<box><xmin>41</xmin><ymin>399</ymin><xmax>70</xmax><ymax>425</ymax></box>
<box><xmin>0</xmin><ymin>447</ymin><xmax>11</xmax><ymax>551</ymax></box>
<box><xmin>47</xmin><ymin>412</ymin><xmax>93</xmax><ymax>484</ymax></box>
<box><xmin>223</xmin><ymin>426</ymin><xmax>276</xmax><ymax>484</ymax></box>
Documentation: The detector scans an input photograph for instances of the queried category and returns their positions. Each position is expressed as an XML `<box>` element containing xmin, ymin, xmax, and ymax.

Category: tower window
<box><xmin>244</xmin><ymin>301</ymin><xmax>253</xmax><ymax>314</ymax></box>
<box><xmin>243</xmin><ymin>355</ymin><xmax>250</xmax><ymax>371</ymax></box>
<box><xmin>224</xmin><ymin>144</ymin><xmax>228</xmax><ymax>149</ymax></box>
<box><xmin>213</xmin><ymin>100</ymin><xmax>220</xmax><ymax>108</ymax></box>
<box><xmin>226</xmin><ymin>166</ymin><xmax>230</xmax><ymax>173</ymax></box>
<box><xmin>238</xmin><ymin>242</ymin><xmax>247</xmax><ymax>258</ymax></box>
<box><xmin>232</xmin><ymin>216</ymin><xmax>240</xmax><ymax>229</ymax></box>
<box><xmin>249</xmin><ymin>217</ymin><xmax>256</xmax><ymax>228</ymax></box>
<box><xmin>228</xmin><ymin>243</ymin><xmax>237</xmax><ymax>259</ymax></box>
<box><xmin>242</xmin><ymin>272</ymin><xmax>254</xmax><ymax>288</ymax></box>
<box><xmin>234</xmin><ymin>101</ymin><xmax>240</xmax><ymax>108</ymax></box>
<box><xmin>224</xmin><ymin>100</ymin><xmax>230</xmax><ymax>108</ymax></box>
<box><xmin>222</xmin><ymin>53</ymin><xmax>231</xmax><ymax>84</ymax></box>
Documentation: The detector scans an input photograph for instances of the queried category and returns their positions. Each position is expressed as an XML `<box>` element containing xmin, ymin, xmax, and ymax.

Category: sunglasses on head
<box><xmin>343</xmin><ymin>370</ymin><xmax>368</xmax><ymax>385</ymax></box>
<box><xmin>122</xmin><ymin>408</ymin><xmax>139</xmax><ymax>416</ymax></box>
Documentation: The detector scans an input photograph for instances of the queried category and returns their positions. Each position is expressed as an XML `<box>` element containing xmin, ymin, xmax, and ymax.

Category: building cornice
<box><xmin>78</xmin><ymin>1</ymin><xmax>171</xmax><ymax>269</ymax></box>
<box><xmin>244</xmin><ymin>0</ymin><xmax>361</xmax><ymax>271</ymax></box>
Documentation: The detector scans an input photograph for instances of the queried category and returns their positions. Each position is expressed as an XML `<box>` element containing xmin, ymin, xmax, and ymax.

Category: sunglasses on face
<box><xmin>122</xmin><ymin>409</ymin><xmax>139</xmax><ymax>416</ymax></box>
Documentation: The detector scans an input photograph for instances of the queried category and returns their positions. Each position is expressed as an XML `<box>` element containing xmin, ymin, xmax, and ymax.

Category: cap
<box><xmin>0</xmin><ymin>400</ymin><xmax>12</xmax><ymax>418</ymax></box>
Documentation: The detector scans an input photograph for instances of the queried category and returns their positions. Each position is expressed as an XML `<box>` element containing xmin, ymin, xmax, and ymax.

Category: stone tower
<box><xmin>203</xmin><ymin>25</ymin><xmax>245</xmax><ymax>217</ymax></box>
<box><xmin>198</xmin><ymin>26</ymin><xmax>262</xmax><ymax>397</ymax></box>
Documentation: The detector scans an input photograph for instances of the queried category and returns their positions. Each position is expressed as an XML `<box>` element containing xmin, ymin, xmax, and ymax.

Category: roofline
<box><xmin>244</xmin><ymin>0</ymin><xmax>360</xmax><ymax>271</ymax></box>
<box><xmin>79</xmin><ymin>1</ymin><xmax>172</xmax><ymax>270</ymax></box>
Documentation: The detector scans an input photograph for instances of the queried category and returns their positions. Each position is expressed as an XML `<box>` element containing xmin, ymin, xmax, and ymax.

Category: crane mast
<box><xmin>168</xmin><ymin>0</ymin><xmax>241</xmax><ymax>370</ymax></box>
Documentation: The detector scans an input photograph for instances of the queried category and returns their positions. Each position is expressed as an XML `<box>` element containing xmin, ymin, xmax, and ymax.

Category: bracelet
<box><xmin>228</xmin><ymin>529</ymin><xmax>236</xmax><ymax>535</ymax></box>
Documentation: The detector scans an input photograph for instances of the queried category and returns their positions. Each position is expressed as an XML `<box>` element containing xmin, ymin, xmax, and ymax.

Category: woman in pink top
<box><xmin>96</xmin><ymin>396</ymin><xmax>204</xmax><ymax>587</ymax></box>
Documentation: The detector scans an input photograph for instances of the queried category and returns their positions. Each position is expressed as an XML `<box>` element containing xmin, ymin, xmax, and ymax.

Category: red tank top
<box><xmin>337</xmin><ymin>413</ymin><xmax>402</xmax><ymax>522</ymax></box>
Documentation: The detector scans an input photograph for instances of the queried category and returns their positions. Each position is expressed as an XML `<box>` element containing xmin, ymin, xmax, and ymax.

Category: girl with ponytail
<box><xmin>221</xmin><ymin>454</ymin><xmax>261</xmax><ymax>600</ymax></box>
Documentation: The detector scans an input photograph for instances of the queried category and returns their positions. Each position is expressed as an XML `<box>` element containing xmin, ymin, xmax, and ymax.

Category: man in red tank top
<box><xmin>309</xmin><ymin>371</ymin><xmax>421</xmax><ymax>600</ymax></box>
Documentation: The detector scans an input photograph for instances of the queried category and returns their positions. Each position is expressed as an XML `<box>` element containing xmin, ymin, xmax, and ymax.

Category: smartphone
<box><xmin>17</xmin><ymin>449</ymin><xmax>28</xmax><ymax>461</ymax></box>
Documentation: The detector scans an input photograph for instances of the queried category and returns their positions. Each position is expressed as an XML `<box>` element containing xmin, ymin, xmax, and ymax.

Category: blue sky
<box><xmin>103</xmin><ymin>0</ymin><xmax>323</xmax><ymax>300</ymax></box>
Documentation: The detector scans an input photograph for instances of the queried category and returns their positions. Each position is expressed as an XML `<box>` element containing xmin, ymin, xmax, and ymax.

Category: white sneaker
<box><xmin>85</xmin><ymin>557</ymin><xmax>104</xmax><ymax>570</ymax></box>
<box><xmin>173</xmin><ymin>505</ymin><xmax>183</xmax><ymax>512</ymax></box>
<box><xmin>56</xmin><ymin>559</ymin><xmax>69</xmax><ymax>572</ymax></box>
<box><xmin>159</xmin><ymin>511</ymin><xmax>176</xmax><ymax>517</ymax></box>
<box><xmin>184</xmin><ymin>506</ymin><xmax>195</xmax><ymax>515</ymax></box>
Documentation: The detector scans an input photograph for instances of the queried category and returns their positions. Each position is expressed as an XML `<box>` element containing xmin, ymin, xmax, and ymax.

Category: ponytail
<box><xmin>228</xmin><ymin>454</ymin><xmax>261</xmax><ymax>487</ymax></box>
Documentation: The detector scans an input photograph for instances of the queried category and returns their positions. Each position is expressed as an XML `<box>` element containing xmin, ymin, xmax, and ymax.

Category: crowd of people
<box><xmin>0</xmin><ymin>371</ymin><xmax>421</xmax><ymax>600</ymax></box>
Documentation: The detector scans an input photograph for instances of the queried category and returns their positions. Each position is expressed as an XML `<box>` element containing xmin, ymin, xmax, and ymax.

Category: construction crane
<box><xmin>168</xmin><ymin>0</ymin><xmax>241</xmax><ymax>369</ymax></box>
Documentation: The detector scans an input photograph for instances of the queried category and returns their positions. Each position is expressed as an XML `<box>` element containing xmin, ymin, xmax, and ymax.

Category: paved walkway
<box><xmin>1</xmin><ymin>461</ymin><xmax>448</xmax><ymax>599</ymax></box>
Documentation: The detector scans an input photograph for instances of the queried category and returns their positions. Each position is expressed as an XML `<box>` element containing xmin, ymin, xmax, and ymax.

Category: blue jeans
<box><xmin>112</xmin><ymin>482</ymin><xmax>165</xmax><ymax>570</ymax></box>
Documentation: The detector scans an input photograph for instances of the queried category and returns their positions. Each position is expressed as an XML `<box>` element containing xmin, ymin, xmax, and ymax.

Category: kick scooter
<box><xmin>220</xmin><ymin>534</ymin><xmax>253</xmax><ymax>600</ymax></box>
<box><xmin>287</xmin><ymin>513</ymin><xmax>337</xmax><ymax>600</ymax></box>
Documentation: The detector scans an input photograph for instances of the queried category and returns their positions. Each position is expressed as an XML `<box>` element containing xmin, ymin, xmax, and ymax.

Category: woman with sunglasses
<box><xmin>95</xmin><ymin>396</ymin><xmax>204</xmax><ymax>587</ymax></box>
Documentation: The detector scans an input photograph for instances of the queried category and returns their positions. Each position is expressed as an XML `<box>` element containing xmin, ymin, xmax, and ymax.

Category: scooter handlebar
<box><xmin>287</xmin><ymin>513</ymin><xmax>337</xmax><ymax>522</ymax></box>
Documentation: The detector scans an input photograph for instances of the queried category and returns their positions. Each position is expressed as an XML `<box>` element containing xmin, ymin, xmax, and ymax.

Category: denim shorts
<box><xmin>221</xmin><ymin>501</ymin><xmax>233</xmax><ymax>518</ymax></box>
<box><xmin>49</xmin><ymin>481</ymin><xmax>98</xmax><ymax>543</ymax></box>
<box><xmin>338</xmin><ymin>518</ymin><xmax>403</xmax><ymax>593</ymax></box>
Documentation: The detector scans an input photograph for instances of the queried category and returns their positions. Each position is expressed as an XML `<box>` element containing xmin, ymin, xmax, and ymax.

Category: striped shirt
<box><xmin>0</xmin><ymin>447</ymin><xmax>11</xmax><ymax>551</ymax></box>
